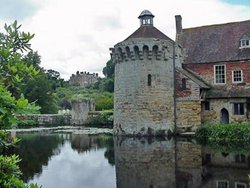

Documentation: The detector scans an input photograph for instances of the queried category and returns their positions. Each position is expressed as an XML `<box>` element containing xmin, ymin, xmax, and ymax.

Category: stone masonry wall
<box><xmin>112</xmin><ymin>38</ymin><xmax>176</xmax><ymax>135</ymax></box>
<box><xmin>201</xmin><ymin>98</ymin><xmax>248</xmax><ymax>124</ymax></box>
<box><xmin>176</xmin><ymin>70</ymin><xmax>202</xmax><ymax>130</ymax></box>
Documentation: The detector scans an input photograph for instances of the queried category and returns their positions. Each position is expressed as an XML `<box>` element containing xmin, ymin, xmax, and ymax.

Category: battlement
<box><xmin>110</xmin><ymin>39</ymin><xmax>174</xmax><ymax>63</ymax></box>
<box><xmin>69</xmin><ymin>71</ymin><xmax>99</xmax><ymax>88</ymax></box>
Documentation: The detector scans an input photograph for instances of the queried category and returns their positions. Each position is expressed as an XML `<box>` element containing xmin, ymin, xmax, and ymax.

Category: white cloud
<box><xmin>0</xmin><ymin>0</ymin><xmax>249</xmax><ymax>80</ymax></box>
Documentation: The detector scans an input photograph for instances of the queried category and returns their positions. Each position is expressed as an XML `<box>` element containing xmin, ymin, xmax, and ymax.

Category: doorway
<box><xmin>220</xmin><ymin>108</ymin><xmax>229</xmax><ymax>124</ymax></box>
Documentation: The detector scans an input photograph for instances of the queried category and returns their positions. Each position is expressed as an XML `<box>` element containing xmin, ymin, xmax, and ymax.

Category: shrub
<box><xmin>195</xmin><ymin>123</ymin><xmax>250</xmax><ymax>147</ymax></box>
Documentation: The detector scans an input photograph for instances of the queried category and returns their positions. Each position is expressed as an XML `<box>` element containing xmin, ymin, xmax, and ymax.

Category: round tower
<box><xmin>110</xmin><ymin>10</ymin><xmax>175</xmax><ymax>135</ymax></box>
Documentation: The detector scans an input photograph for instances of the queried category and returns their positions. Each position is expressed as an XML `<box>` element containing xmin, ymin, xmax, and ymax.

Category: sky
<box><xmin>0</xmin><ymin>0</ymin><xmax>250</xmax><ymax>80</ymax></box>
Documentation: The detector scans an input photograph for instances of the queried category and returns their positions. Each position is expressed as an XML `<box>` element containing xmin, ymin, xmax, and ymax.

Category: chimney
<box><xmin>175</xmin><ymin>15</ymin><xmax>182</xmax><ymax>34</ymax></box>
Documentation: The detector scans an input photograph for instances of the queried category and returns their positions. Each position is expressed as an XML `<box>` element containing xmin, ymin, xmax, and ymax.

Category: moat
<box><xmin>11</xmin><ymin>132</ymin><xmax>250</xmax><ymax>188</ymax></box>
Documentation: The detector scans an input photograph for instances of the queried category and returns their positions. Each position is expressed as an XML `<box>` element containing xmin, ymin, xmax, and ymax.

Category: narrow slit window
<box><xmin>148</xmin><ymin>74</ymin><xmax>152</xmax><ymax>86</ymax></box>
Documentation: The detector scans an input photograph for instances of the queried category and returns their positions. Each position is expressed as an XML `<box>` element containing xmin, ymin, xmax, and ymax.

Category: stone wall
<box><xmin>176</xmin><ymin>100</ymin><xmax>201</xmax><ymax>131</ymax></box>
<box><xmin>69</xmin><ymin>71</ymin><xmax>98</xmax><ymax>88</ymax></box>
<box><xmin>71</xmin><ymin>99</ymin><xmax>95</xmax><ymax>125</ymax></box>
<box><xmin>176</xmin><ymin>70</ymin><xmax>202</xmax><ymax>131</ymax></box>
<box><xmin>17</xmin><ymin>114</ymin><xmax>71</xmax><ymax>126</ymax></box>
<box><xmin>201</xmin><ymin>98</ymin><xmax>249</xmax><ymax>124</ymax></box>
<box><xmin>112</xmin><ymin>38</ymin><xmax>177</xmax><ymax>135</ymax></box>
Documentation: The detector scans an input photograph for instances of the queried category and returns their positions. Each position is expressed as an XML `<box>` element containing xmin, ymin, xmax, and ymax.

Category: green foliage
<box><xmin>0</xmin><ymin>21</ymin><xmax>39</xmax><ymax>98</ymax></box>
<box><xmin>55</xmin><ymin>86</ymin><xmax>113</xmax><ymax>111</ymax></box>
<box><xmin>23</xmin><ymin>74</ymin><xmax>58</xmax><ymax>114</ymax></box>
<box><xmin>102</xmin><ymin>59</ymin><xmax>114</xmax><ymax>79</ymax></box>
<box><xmin>0</xmin><ymin>154</ymin><xmax>40</xmax><ymax>188</ymax></box>
<box><xmin>87</xmin><ymin>111</ymin><xmax>113</xmax><ymax>127</ymax></box>
<box><xmin>0</xmin><ymin>84</ymin><xmax>40</xmax><ymax>128</ymax></box>
<box><xmin>195</xmin><ymin>123</ymin><xmax>250</xmax><ymax>147</ymax></box>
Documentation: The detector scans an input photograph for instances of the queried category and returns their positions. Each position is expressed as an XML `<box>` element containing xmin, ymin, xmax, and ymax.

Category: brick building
<box><xmin>176</xmin><ymin>15</ymin><xmax>250</xmax><ymax>127</ymax></box>
<box><xmin>111</xmin><ymin>10</ymin><xmax>250</xmax><ymax>135</ymax></box>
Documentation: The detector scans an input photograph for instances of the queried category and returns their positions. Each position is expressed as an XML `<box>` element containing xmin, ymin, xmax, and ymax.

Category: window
<box><xmin>202</xmin><ymin>101</ymin><xmax>210</xmax><ymax>111</ymax></box>
<box><xmin>232</xmin><ymin>70</ymin><xmax>243</xmax><ymax>83</ymax></box>
<box><xmin>147</xmin><ymin>74</ymin><xmax>152</xmax><ymax>86</ymax></box>
<box><xmin>233</xmin><ymin>103</ymin><xmax>244</xmax><ymax>115</ymax></box>
<box><xmin>217</xmin><ymin>180</ymin><xmax>229</xmax><ymax>188</ymax></box>
<box><xmin>181</xmin><ymin>78</ymin><xmax>187</xmax><ymax>90</ymax></box>
<box><xmin>214</xmin><ymin>65</ymin><xmax>226</xmax><ymax>84</ymax></box>
<box><xmin>240</xmin><ymin>39</ymin><xmax>250</xmax><ymax>48</ymax></box>
<box><xmin>235</xmin><ymin>182</ymin><xmax>246</xmax><ymax>188</ymax></box>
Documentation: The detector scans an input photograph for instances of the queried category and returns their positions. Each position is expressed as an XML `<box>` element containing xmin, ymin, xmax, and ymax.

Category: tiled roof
<box><xmin>125</xmin><ymin>25</ymin><xmax>173</xmax><ymax>41</ymax></box>
<box><xmin>206</xmin><ymin>87</ymin><xmax>250</xmax><ymax>98</ymax></box>
<box><xmin>179</xmin><ymin>20</ymin><xmax>250</xmax><ymax>64</ymax></box>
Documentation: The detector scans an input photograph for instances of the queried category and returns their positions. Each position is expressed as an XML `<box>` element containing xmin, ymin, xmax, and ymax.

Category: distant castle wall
<box><xmin>69</xmin><ymin>71</ymin><xmax>99</xmax><ymax>88</ymax></box>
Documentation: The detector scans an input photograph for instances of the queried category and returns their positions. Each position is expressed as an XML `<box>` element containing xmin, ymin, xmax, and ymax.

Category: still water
<box><xmin>13</xmin><ymin>132</ymin><xmax>250</xmax><ymax>188</ymax></box>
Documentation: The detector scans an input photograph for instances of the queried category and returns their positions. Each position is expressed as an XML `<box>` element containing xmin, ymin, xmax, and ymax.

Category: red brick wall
<box><xmin>183</xmin><ymin>61</ymin><xmax>250</xmax><ymax>89</ymax></box>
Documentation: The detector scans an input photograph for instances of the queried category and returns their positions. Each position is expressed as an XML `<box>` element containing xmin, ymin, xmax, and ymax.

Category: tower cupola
<box><xmin>138</xmin><ymin>10</ymin><xmax>154</xmax><ymax>26</ymax></box>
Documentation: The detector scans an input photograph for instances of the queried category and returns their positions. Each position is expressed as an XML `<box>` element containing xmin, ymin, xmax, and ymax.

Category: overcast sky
<box><xmin>0</xmin><ymin>0</ymin><xmax>250</xmax><ymax>80</ymax></box>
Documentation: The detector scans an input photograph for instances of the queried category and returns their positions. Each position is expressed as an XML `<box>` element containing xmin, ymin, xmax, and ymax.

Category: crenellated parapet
<box><xmin>110</xmin><ymin>39</ymin><xmax>175</xmax><ymax>63</ymax></box>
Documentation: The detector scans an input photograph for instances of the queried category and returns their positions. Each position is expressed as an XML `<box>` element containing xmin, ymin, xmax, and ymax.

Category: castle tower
<box><xmin>110</xmin><ymin>10</ymin><xmax>176</xmax><ymax>135</ymax></box>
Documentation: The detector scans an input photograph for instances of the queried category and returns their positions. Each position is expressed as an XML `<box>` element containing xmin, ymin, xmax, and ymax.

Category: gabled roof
<box><xmin>125</xmin><ymin>25</ymin><xmax>173</xmax><ymax>42</ymax></box>
<box><xmin>179</xmin><ymin>20</ymin><xmax>250</xmax><ymax>64</ymax></box>
<box><xmin>176</xmin><ymin>68</ymin><xmax>210</xmax><ymax>89</ymax></box>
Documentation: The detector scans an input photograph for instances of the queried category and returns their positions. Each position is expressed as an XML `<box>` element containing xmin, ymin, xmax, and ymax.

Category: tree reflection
<box><xmin>11</xmin><ymin>133</ymin><xmax>64</xmax><ymax>182</ymax></box>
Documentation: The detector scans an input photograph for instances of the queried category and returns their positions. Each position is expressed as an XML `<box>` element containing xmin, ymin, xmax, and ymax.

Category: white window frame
<box><xmin>235</xmin><ymin>182</ymin><xmax>246</xmax><ymax>188</ymax></box>
<box><xmin>214</xmin><ymin>65</ymin><xmax>226</xmax><ymax>84</ymax></box>
<box><xmin>232</xmin><ymin>70</ymin><xmax>243</xmax><ymax>83</ymax></box>
<box><xmin>240</xmin><ymin>39</ymin><xmax>250</xmax><ymax>49</ymax></box>
<box><xmin>216</xmin><ymin>180</ymin><xmax>229</xmax><ymax>188</ymax></box>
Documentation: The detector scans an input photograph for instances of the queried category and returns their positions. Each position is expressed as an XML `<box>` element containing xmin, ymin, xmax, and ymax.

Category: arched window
<box><xmin>147</xmin><ymin>74</ymin><xmax>152</xmax><ymax>86</ymax></box>
<box><xmin>152</xmin><ymin>45</ymin><xmax>158</xmax><ymax>59</ymax></box>
<box><xmin>125</xmin><ymin>46</ymin><xmax>131</xmax><ymax>59</ymax></box>
<box><xmin>118</xmin><ymin>47</ymin><xmax>123</xmax><ymax>60</ymax></box>
<box><xmin>134</xmin><ymin>46</ymin><xmax>139</xmax><ymax>60</ymax></box>
<box><xmin>143</xmin><ymin>45</ymin><xmax>149</xmax><ymax>59</ymax></box>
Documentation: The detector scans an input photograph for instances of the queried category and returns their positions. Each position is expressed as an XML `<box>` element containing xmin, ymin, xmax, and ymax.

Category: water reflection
<box><xmin>12</xmin><ymin>133</ymin><xmax>250</xmax><ymax>188</ymax></box>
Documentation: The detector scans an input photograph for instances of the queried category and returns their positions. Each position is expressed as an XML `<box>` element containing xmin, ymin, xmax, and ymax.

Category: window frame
<box><xmin>233</xmin><ymin>103</ymin><xmax>245</xmax><ymax>115</ymax></box>
<box><xmin>214</xmin><ymin>65</ymin><xmax>226</xmax><ymax>84</ymax></box>
<box><xmin>235</xmin><ymin>182</ymin><xmax>246</xmax><ymax>188</ymax></box>
<box><xmin>216</xmin><ymin>180</ymin><xmax>229</xmax><ymax>188</ymax></box>
<box><xmin>232</xmin><ymin>70</ymin><xmax>243</xmax><ymax>83</ymax></box>
<box><xmin>240</xmin><ymin>39</ymin><xmax>250</xmax><ymax>48</ymax></box>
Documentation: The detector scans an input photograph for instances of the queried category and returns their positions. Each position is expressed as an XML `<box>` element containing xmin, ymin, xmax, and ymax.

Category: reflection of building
<box><xmin>114</xmin><ymin>137</ymin><xmax>203</xmax><ymax>188</ymax></box>
<box><xmin>69</xmin><ymin>71</ymin><xmax>98</xmax><ymax>88</ymax></box>
<box><xmin>114</xmin><ymin>136</ymin><xmax>250</xmax><ymax>188</ymax></box>
<box><xmin>111</xmin><ymin>10</ymin><xmax>250</xmax><ymax>135</ymax></box>
<box><xmin>202</xmin><ymin>150</ymin><xmax>250</xmax><ymax>188</ymax></box>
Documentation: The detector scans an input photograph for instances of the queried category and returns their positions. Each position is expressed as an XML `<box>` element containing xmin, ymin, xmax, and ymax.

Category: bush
<box><xmin>87</xmin><ymin>111</ymin><xmax>113</xmax><ymax>128</ymax></box>
<box><xmin>195</xmin><ymin>123</ymin><xmax>250</xmax><ymax>146</ymax></box>
<box><xmin>0</xmin><ymin>154</ymin><xmax>40</xmax><ymax>188</ymax></box>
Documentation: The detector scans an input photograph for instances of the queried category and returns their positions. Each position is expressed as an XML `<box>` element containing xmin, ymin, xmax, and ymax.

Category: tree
<box><xmin>22</xmin><ymin>51</ymin><xmax>41</xmax><ymax>69</ymax></box>
<box><xmin>103</xmin><ymin>59</ymin><xmax>114</xmax><ymax>79</ymax></box>
<box><xmin>24</xmin><ymin>74</ymin><xmax>58</xmax><ymax>114</ymax></box>
<box><xmin>0</xmin><ymin>21</ymin><xmax>40</xmax><ymax>188</ymax></box>
<box><xmin>0</xmin><ymin>21</ymin><xmax>40</xmax><ymax>98</ymax></box>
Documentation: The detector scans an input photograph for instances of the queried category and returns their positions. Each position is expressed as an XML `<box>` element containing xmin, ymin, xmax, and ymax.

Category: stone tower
<box><xmin>110</xmin><ymin>10</ymin><xmax>176</xmax><ymax>135</ymax></box>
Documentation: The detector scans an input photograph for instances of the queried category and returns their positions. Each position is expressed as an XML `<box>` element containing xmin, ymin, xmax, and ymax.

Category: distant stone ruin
<box><xmin>69</xmin><ymin>71</ymin><xmax>99</xmax><ymax>88</ymax></box>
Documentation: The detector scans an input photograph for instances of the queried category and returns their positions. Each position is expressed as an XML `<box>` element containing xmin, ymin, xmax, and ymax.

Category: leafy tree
<box><xmin>0</xmin><ymin>21</ymin><xmax>39</xmax><ymax>98</ymax></box>
<box><xmin>0</xmin><ymin>21</ymin><xmax>40</xmax><ymax>188</ymax></box>
<box><xmin>24</xmin><ymin>74</ymin><xmax>58</xmax><ymax>114</ymax></box>
<box><xmin>103</xmin><ymin>59</ymin><xmax>114</xmax><ymax>79</ymax></box>
<box><xmin>22</xmin><ymin>51</ymin><xmax>41</xmax><ymax>69</ymax></box>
